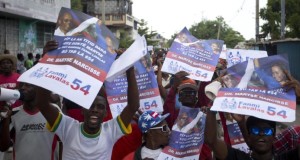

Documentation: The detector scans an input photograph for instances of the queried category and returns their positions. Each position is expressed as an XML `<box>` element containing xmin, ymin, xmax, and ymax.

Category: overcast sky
<box><xmin>132</xmin><ymin>0</ymin><xmax>268</xmax><ymax>40</ymax></box>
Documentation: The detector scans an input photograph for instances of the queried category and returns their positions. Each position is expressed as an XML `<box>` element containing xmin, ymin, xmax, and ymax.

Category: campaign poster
<box><xmin>18</xmin><ymin>7</ymin><xmax>119</xmax><ymax>109</ymax></box>
<box><xmin>158</xmin><ymin>106</ymin><xmax>206</xmax><ymax>160</ymax></box>
<box><xmin>105</xmin><ymin>35</ymin><xmax>147</xmax><ymax>82</ymax></box>
<box><xmin>161</xmin><ymin>27</ymin><xmax>223</xmax><ymax>81</ymax></box>
<box><xmin>226</xmin><ymin>49</ymin><xmax>268</xmax><ymax>68</ymax></box>
<box><xmin>211</xmin><ymin>55</ymin><xmax>296</xmax><ymax>122</ymax></box>
<box><xmin>224</xmin><ymin>113</ymin><xmax>249</xmax><ymax>153</ymax></box>
<box><xmin>105</xmin><ymin>52</ymin><xmax>163</xmax><ymax>118</ymax></box>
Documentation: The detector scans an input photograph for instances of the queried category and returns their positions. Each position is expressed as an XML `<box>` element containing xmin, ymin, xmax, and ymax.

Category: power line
<box><xmin>229</xmin><ymin>0</ymin><xmax>247</xmax><ymax>23</ymax></box>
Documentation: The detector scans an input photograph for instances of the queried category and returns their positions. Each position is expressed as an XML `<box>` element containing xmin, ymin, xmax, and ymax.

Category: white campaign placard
<box><xmin>18</xmin><ymin>8</ymin><xmax>119</xmax><ymax>109</ymax></box>
<box><xmin>161</xmin><ymin>27</ymin><xmax>223</xmax><ymax>81</ymax></box>
<box><xmin>226</xmin><ymin>49</ymin><xmax>268</xmax><ymax>67</ymax></box>
<box><xmin>211</xmin><ymin>55</ymin><xmax>296</xmax><ymax>122</ymax></box>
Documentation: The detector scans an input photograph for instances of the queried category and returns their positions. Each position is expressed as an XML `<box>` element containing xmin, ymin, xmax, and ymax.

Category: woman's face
<box><xmin>272</xmin><ymin>66</ymin><xmax>286</xmax><ymax>83</ymax></box>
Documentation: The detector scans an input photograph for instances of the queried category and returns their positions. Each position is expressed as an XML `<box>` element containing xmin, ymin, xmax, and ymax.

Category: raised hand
<box><xmin>173</xmin><ymin>71</ymin><xmax>189</xmax><ymax>90</ymax></box>
<box><xmin>283</xmin><ymin>70</ymin><xmax>300</xmax><ymax>98</ymax></box>
<box><xmin>42</xmin><ymin>40</ymin><xmax>59</xmax><ymax>56</ymax></box>
<box><xmin>231</xmin><ymin>113</ymin><xmax>246</xmax><ymax>123</ymax></box>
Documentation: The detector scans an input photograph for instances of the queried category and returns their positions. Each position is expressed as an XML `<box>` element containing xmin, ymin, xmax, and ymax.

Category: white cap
<box><xmin>205</xmin><ymin>81</ymin><xmax>222</xmax><ymax>100</ymax></box>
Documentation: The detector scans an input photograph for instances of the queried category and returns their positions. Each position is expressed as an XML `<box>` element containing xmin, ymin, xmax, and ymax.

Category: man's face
<box><xmin>178</xmin><ymin>88</ymin><xmax>197</xmax><ymax>107</ymax></box>
<box><xmin>177</xmin><ymin>112</ymin><xmax>188</xmax><ymax>128</ymax></box>
<box><xmin>60</xmin><ymin>13</ymin><xmax>72</xmax><ymax>33</ymax></box>
<box><xmin>83</xmin><ymin>96</ymin><xmax>107</xmax><ymax>130</ymax></box>
<box><xmin>0</xmin><ymin>59</ymin><xmax>13</xmax><ymax>74</ymax></box>
<box><xmin>248</xmin><ymin>122</ymin><xmax>275</xmax><ymax>154</ymax></box>
<box><xmin>19</xmin><ymin>83</ymin><xmax>36</xmax><ymax>102</ymax></box>
<box><xmin>147</xmin><ymin>121</ymin><xmax>170</xmax><ymax>146</ymax></box>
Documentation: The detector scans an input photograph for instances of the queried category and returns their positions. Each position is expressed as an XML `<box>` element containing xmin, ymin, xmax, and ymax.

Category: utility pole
<box><xmin>217</xmin><ymin>21</ymin><xmax>221</xmax><ymax>40</ymax></box>
<box><xmin>102</xmin><ymin>0</ymin><xmax>105</xmax><ymax>24</ymax></box>
<box><xmin>280</xmin><ymin>0</ymin><xmax>285</xmax><ymax>39</ymax></box>
<box><xmin>255</xmin><ymin>0</ymin><xmax>259</xmax><ymax>42</ymax></box>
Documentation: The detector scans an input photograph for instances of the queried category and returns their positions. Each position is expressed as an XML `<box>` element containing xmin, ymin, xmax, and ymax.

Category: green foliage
<box><xmin>260</xmin><ymin>0</ymin><xmax>300</xmax><ymax>39</ymax></box>
<box><xmin>189</xmin><ymin>17</ymin><xmax>245</xmax><ymax>48</ymax></box>
<box><xmin>71</xmin><ymin>0</ymin><xmax>83</xmax><ymax>11</ymax></box>
<box><xmin>119</xmin><ymin>29</ymin><xmax>134</xmax><ymax>48</ymax></box>
<box><xmin>137</xmin><ymin>19</ymin><xmax>159</xmax><ymax>46</ymax></box>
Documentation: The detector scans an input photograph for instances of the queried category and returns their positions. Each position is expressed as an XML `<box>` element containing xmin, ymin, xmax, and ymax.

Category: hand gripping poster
<box><xmin>211</xmin><ymin>55</ymin><xmax>296</xmax><ymax>122</ymax></box>
<box><xmin>158</xmin><ymin>106</ymin><xmax>206</xmax><ymax>160</ymax></box>
<box><xmin>18</xmin><ymin>7</ymin><xmax>119</xmax><ymax>108</ymax></box>
<box><xmin>161</xmin><ymin>27</ymin><xmax>223</xmax><ymax>81</ymax></box>
<box><xmin>105</xmin><ymin>51</ymin><xmax>163</xmax><ymax>118</ymax></box>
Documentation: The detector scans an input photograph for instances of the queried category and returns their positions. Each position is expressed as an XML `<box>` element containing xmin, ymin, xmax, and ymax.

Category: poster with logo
<box><xmin>105</xmin><ymin>51</ymin><xmax>163</xmax><ymax>118</ymax></box>
<box><xmin>211</xmin><ymin>55</ymin><xmax>296</xmax><ymax>122</ymax></box>
<box><xmin>158</xmin><ymin>106</ymin><xmax>206</xmax><ymax>160</ymax></box>
<box><xmin>18</xmin><ymin>7</ymin><xmax>119</xmax><ymax>109</ymax></box>
<box><xmin>226</xmin><ymin>49</ymin><xmax>268</xmax><ymax>68</ymax></box>
<box><xmin>161</xmin><ymin>27</ymin><xmax>223</xmax><ymax>81</ymax></box>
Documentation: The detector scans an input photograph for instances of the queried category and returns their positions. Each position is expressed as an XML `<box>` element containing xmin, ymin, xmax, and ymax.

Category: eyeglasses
<box><xmin>179</xmin><ymin>90</ymin><xmax>197</xmax><ymax>97</ymax></box>
<box><xmin>149</xmin><ymin>124</ymin><xmax>169</xmax><ymax>132</ymax></box>
<box><xmin>250</xmin><ymin>127</ymin><xmax>274</xmax><ymax>136</ymax></box>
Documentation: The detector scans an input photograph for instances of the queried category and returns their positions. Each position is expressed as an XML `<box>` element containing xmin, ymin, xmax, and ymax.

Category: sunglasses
<box><xmin>250</xmin><ymin>127</ymin><xmax>274</xmax><ymax>136</ymax></box>
<box><xmin>179</xmin><ymin>90</ymin><xmax>197</xmax><ymax>97</ymax></box>
<box><xmin>149</xmin><ymin>124</ymin><xmax>169</xmax><ymax>132</ymax></box>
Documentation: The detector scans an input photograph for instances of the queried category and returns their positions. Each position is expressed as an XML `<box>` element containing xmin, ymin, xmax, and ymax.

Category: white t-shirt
<box><xmin>11</xmin><ymin>106</ymin><xmax>56</xmax><ymax>160</ymax></box>
<box><xmin>141</xmin><ymin>146</ymin><xmax>162</xmax><ymax>160</ymax></box>
<box><xmin>48</xmin><ymin>113</ymin><xmax>131</xmax><ymax>160</ymax></box>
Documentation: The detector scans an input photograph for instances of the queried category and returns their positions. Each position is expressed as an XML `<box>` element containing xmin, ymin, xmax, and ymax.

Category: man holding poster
<box><xmin>35</xmin><ymin>66</ymin><xmax>139</xmax><ymax>160</ymax></box>
<box><xmin>205</xmin><ymin>108</ymin><xmax>300</xmax><ymax>160</ymax></box>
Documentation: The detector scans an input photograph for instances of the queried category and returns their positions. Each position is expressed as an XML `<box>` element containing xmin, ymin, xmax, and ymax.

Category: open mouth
<box><xmin>89</xmin><ymin>115</ymin><xmax>99</xmax><ymax>123</ymax></box>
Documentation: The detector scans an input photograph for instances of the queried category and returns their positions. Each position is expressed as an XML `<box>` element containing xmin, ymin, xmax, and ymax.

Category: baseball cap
<box><xmin>178</xmin><ymin>78</ymin><xmax>198</xmax><ymax>92</ymax></box>
<box><xmin>138</xmin><ymin>110</ymin><xmax>170</xmax><ymax>133</ymax></box>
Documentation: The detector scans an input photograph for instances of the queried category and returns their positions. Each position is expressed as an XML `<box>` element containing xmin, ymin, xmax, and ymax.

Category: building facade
<box><xmin>82</xmin><ymin>0</ymin><xmax>139</xmax><ymax>40</ymax></box>
<box><xmin>0</xmin><ymin>0</ymin><xmax>70</xmax><ymax>55</ymax></box>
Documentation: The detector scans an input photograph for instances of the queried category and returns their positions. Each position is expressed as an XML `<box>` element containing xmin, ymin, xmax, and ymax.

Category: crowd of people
<box><xmin>0</xmin><ymin>39</ymin><xmax>300</xmax><ymax>160</ymax></box>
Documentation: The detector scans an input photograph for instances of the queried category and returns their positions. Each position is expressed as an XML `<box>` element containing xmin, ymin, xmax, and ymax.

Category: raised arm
<box><xmin>156</xmin><ymin>58</ymin><xmax>167</xmax><ymax>100</ymax></box>
<box><xmin>120</xmin><ymin>67</ymin><xmax>139</xmax><ymax>127</ymax></box>
<box><xmin>35</xmin><ymin>40</ymin><xmax>60</xmax><ymax>126</ymax></box>
<box><xmin>36</xmin><ymin>86</ymin><xmax>60</xmax><ymax>127</ymax></box>
<box><xmin>204</xmin><ymin>108</ymin><xmax>228</xmax><ymax>160</ymax></box>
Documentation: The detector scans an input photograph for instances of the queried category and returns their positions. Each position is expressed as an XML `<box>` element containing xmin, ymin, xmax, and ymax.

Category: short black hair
<box><xmin>246</xmin><ymin>116</ymin><xmax>276</xmax><ymax>135</ymax></box>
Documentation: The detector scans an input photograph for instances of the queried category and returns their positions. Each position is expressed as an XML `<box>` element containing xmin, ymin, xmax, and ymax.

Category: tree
<box><xmin>189</xmin><ymin>17</ymin><xmax>245</xmax><ymax>48</ymax></box>
<box><xmin>119</xmin><ymin>29</ymin><xmax>134</xmax><ymax>48</ymax></box>
<box><xmin>260</xmin><ymin>0</ymin><xmax>300</xmax><ymax>40</ymax></box>
<box><xmin>71</xmin><ymin>0</ymin><xmax>83</xmax><ymax>11</ymax></box>
<box><xmin>137</xmin><ymin>19</ymin><xmax>158</xmax><ymax>46</ymax></box>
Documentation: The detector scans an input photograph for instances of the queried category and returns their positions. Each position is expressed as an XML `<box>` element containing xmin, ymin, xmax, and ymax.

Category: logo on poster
<box><xmin>221</xmin><ymin>98</ymin><xmax>237</xmax><ymax>110</ymax></box>
<box><xmin>29</xmin><ymin>67</ymin><xmax>49</xmax><ymax>78</ymax></box>
<box><xmin>228</xmin><ymin>52</ymin><xmax>243</xmax><ymax>66</ymax></box>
